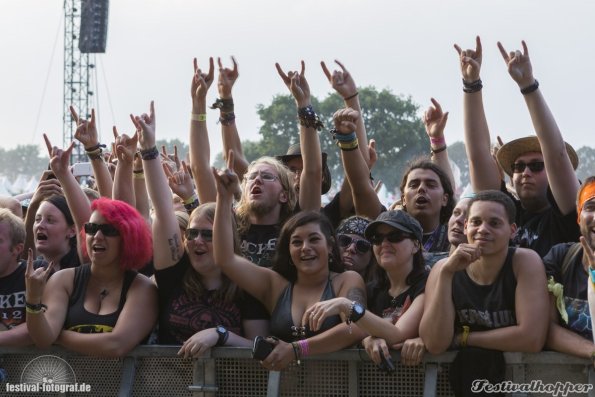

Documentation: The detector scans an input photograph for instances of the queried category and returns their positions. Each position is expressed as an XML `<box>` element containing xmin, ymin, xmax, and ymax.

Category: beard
<box><xmin>247</xmin><ymin>199</ymin><xmax>277</xmax><ymax>218</ymax></box>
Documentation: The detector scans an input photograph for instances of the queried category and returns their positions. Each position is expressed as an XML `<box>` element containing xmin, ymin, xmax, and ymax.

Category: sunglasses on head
<box><xmin>511</xmin><ymin>161</ymin><xmax>545</xmax><ymax>173</ymax></box>
<box><xmin>84</xmin><ymin>222</ymin><xmax>120</xmax><ymax>237</ymax></box>
<box><xmin>369</xmin><ymin>232</ymin><xmax>413</xmax><ymax>246</ymax></box>
<box><xmin>184</xmin><ymin>228</ymin><xmax>213</xmax><ymax>242</ymax></box>
<box><xmin>338</xmin><ymin>234</ymin><xmax>371</xmax><ymax>254</ymax></box>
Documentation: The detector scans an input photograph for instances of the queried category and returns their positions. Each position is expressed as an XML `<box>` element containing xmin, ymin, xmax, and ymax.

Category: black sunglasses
<box><xmin>84</xmin><ymin>222</ymin><xmax>120</xmax><ymax>237</ymax></box>
<box><xmin>511</xmin><ymin>161</ymin><xmax>545</xmax><ymax>173</ymax></box>
<box><xmin>338</xmin><ymin>234</ymin><xmax>371</xmax><ymax>254</ymax></box>
<box><xmin>369</xmin><ymin>232</ymin><xmax>413</xmax><ymax>246</ymax></box>
<box><xmin>184</xmin><ymin>228</ymin><xmax>213</xmax><ymax>242</ymax></box>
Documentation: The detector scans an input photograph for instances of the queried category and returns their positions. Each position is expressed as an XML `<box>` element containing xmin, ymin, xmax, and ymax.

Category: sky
<box><xmin>1</xmin><ymin>0</ymin><xmax>594</xmax><ymax>166</ymax></box>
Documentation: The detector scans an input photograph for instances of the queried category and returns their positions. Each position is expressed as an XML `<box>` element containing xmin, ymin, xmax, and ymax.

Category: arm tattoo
<box><xmin>346</xmin><ymin>287</ymin><xmax>366</xmax><ymax>306</ymax></box>
<box><xmin>168</xmin><ymin>234</ymin><xmax>181</xmax><ymax>262</ymax></box>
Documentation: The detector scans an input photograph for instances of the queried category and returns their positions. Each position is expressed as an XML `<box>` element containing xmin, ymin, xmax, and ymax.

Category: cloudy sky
<box><xmin>1</xmin><ymin>0</ymin><xmax>594</xmax><ymax>164</ymax></box>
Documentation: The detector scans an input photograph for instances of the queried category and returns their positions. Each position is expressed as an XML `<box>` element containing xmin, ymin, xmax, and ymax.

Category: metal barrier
<box><xmin>0</xmin><ymin>346</ymin><xmax>593</xmax><ymax>397</ymax></box>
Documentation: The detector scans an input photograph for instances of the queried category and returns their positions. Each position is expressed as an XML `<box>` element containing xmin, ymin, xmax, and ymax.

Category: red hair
<box><xmin>81</xmin><ymin>198</ymin><xmax>152</xmax><ymax>270</ymax></box>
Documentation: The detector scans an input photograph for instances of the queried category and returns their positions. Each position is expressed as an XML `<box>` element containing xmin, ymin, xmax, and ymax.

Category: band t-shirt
<box><xmin>240</xmin><ymin>224</ymin><xmax>280</xmax><ymax>268</ymax></box>
<box><xmin>0</xmin><ymin>261</ymin><xmax>26</xmax><ymax>330</ymax></box>
<box><xmin>367</xmin><ymin>272</ymin><xmax>427</xmax><ymax>324</ymax></box>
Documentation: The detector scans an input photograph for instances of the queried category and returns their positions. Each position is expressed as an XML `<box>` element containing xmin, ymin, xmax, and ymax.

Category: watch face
<box><xmin>217</xmin><ymin>326</ymin><xmax>226</xmax><ymax>334</ymax></box>
<box><xmin>354</xmin><ymin>303</ymin><xmax>364</xmax><ymax>315</ymax></box>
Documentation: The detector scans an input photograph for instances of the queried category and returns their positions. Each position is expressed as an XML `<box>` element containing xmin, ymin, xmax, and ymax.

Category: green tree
<box><xmin>155</xmin><ymin>138</ymin><xmax>189</xmax><ymax>163</ymax></box>
<box><xmin>0</xmin><ymin>145</ymin><xmax>49</xmax><ymax>181</ymax></box>
<box><xmin>229</xmin><ymin>87</ymin><xmax>428</xmax><ymax>191</ymax></box>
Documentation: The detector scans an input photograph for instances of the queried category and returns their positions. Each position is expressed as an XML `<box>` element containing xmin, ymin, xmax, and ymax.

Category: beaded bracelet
<box><xmin>140</xmin><ymin>146</ymin><xmax>159</xmax><ymax>161</ymax></box>
<box><xmin>85</xmin><ymin>143</ymin><xmax>106</xmax><ymax>161</ymax></box>
<box><xmin>331</xmin><ymin>129</ymin><xmax>356</xmax><ymax>142</ymax></box>
<box><xmin>25</xmin><ymin>302</ymin><xmax>47</xmax><ymax>314</ymax></box>
<box><xmin>298</xmin><ymin>105</ymin><xmax>324</xmax><ymax>131</ymax></box>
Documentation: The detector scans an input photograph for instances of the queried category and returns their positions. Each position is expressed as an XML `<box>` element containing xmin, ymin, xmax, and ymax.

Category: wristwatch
<box><xmin>348</xmin><ymin>301</ymin><xmax>366</xmax><ymax>324</ymax></box>
<box><xmin>215</xmin><ymin>325</ymin><xmax>229</xmax><ymax>347</ymax></box>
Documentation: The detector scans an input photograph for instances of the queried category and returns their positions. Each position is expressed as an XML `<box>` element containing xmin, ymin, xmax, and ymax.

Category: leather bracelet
<box><xmin>431</xmin><ymin>145</ymin><xmax>447</xmax><ymax>155</ymax></box>
<box><xmin>520</xmin><ymin>79</ymin><xmax>539</xmax><ymax>95</ymax></box>
<box><xmin>140</xmin><ymin>146</ymin><xmax>159</xmax><ymax>161</ymax></box>
<box><xmin>463</xmin><ymin>78</ymin><xmax>483</xmax><ymax>93</ymax></box>
<box><xmin>344</xmin><ymin>92</ymin><xmax>358</xmax><ymax>101</ymax></box>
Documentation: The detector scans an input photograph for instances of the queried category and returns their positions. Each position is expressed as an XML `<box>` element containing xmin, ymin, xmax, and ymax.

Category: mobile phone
<box><xmin>378</xmin><ymin>354</ymin><xmax>396</xmax><ymax>373</ymax></box>
<box><xmin>252</xmin><ymin>336</ymin><xmax>275</xmax><ymax>360</ymax></box>
<box><xmin>72</xmin><ymin>162</ymin><xmax>93</xmax><ymax>177</ymax></box>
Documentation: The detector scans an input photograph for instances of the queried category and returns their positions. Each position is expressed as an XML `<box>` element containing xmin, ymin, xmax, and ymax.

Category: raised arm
<box><xmin>189</xmin><ymin>57</ymin><xmax>217</xmax><ymax>204</ymax></box>
<box><xmin>131</xmin><ymin>101</ymin><xmax>184</xmax><ymax>270</ymax></box>
<box><xmin>212</xmin><ymin>153</ymin><xmax>285</xmax><ymax>310</ymax></box>
<box><xmin>70</xmin><ymin>107</ymin><xmax>113</xmax><ymax>198</ymax></box>
<box><xmin>112</xmin><ymin>126</ymin><xmax>138</xmax><ymax>207</ymax></box>
<box><xmin>132</xmin><ymin>154</ymin><xmax>151</xmax><ymax>223</ymax></box>
<box><xmin>331</xmin><ymin>108</ymin><xmax>382</xmax><ymax>219</ymax></box>
<box><xmin>216</xmin><ymin>56</ymin><xmax>249</xmax><ymax>178</ymax></box>
<box><xmin>276</xmin><ymin>61</ymin><xmax>322</xmax><ymax>211</ymax></box>
<box><xmin>43</xmin><ymin>134</ymin><xmax>92</xmax><ymax>236</ymax></box>
<box><xmin>424</xmin><ymin>98</ymin><xmax>456</xmax><ymax>191</ymax></box>
<box><xmin>497</xmin><ymin>41</ymin><xmax>579</xmax><ymax>214</ymax></box>
<box><xmin>455</xmin><ymin>36</ymin><xmax>501</xmax><ymax>191</ymax></box>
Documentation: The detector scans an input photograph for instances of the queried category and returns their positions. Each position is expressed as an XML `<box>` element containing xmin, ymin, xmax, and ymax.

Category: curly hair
<box><xmin>82</xmin><ymin>197</ymin><xmax>152</xmax><ymax>270</ymax></box>
<box><xmin>272</xmin><ymin>211</ymin><xmax>344</xmax><ymax>282</ymax></box>
<box><xmin>235</xmin><ymin>157</ymin><xmax>296</xmax><ymax>234</ymax></box>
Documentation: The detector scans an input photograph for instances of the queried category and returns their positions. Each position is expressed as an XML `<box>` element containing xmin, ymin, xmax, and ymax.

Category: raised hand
<box><xmin>161</xmin><ymin>145</ymin><xmax>181</xmax><ymax>170</ymax></box>
<box><xmin>191</xmin><ymin>57</ymin><xmax>215</xmax><ymax>102</ymax></box>
<box><xmin>423</xmin><ymin>98</ymin><xmax>449</xmax><ymax>139</ymax></box>
<box><xmin>321</xmin><ymin>60</ymin><xmax>358</xmax><ymax>100</ymax></box>
<box><xmin>130</xmin><ymin>101</ymin><xmax>156</xmax><ymax>151</ymax></box>
<box><xmin>454</xmin><ymin>36</ymin><xmax>482</xmax><ymax>83</ymax></box>
<box><xmin>70</xmin><ymin>107</ymin><xmax>98</xmax><ymax>149</ymax></box>
<box><xmin>497</xmin><ymin>40</ymin><xmax>534</xmax><ymax>88</ymax></box>
<box><xmin>113</xmin><ymin>126</ymin><xmax>139</xmax><ymax>163</ymax></box>
<box><xmin>29</xmin><ymin>170</ymin><xmax>63</xmax><ymax>206</ymax></box>
<box><xmin>212</xmin><ymin>150</ymin><xmax>240</xmax><ymax>201</ymax></box>
<box><xmin>165</xmin><ymin>161</ymin><xmax>195</xmax><ymax>201</ymax></box>
<box><xmin>332</xmin><ymin>108</ymin><xmax>360</xmax><ymax>134</ymax></box>
<box><xmin>217</xmin><ymin>56</ymin><xmax>239</xmax><ymax>99</ymax></box>
<box><xmin>43</xmin><ymin>134</ymin><xmax>75</xmax><ymax>178</ymax></box>
<box><xmin>25</xmin><ymin>248</ymin><xmax>54</xmax><ymax>304</ymax></box>
<box><xmin>275</xmin><ymin>61</ymin><xmax>311</xmax><ymax>107</ymax></box>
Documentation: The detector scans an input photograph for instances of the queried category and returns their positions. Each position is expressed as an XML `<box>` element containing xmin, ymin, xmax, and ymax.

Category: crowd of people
<box><xmin>0</xmin><ymin>36</ymin><xmax>593</xmax><ymax>395</ymax></box>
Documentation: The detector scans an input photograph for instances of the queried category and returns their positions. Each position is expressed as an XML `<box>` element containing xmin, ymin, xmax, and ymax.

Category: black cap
<box><xmin>365</xmin><ymin>210</ymin><xmax>423</xmax><ymax>243</ymax></box>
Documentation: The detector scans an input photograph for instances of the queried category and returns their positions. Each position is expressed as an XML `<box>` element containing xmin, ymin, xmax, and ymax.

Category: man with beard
<box><xmin>543</xmin><ymin>177</ymin><xmax>595</xmax><ymax>359</ymax></box>
<box><xmin>457</xmin><ymin>37</ymin><xmax>580</xmax><ymax>257</ymax></box>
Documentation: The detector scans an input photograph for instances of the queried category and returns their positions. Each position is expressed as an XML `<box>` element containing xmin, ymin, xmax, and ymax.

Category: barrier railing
<box><xmin>1</xmin><ymin>346</ymin><xmax>593</xmax><ymax>397</ymax></box>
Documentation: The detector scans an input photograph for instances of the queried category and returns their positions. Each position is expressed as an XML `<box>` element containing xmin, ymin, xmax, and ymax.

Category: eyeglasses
<box><xmin>244</xmin><ymin>171</ymin><xmax>279</xmax><ymax>182</ymax></box>
<box><xmin>338</xmin><ymin>234</ymin><xmax>371</xmax><ymax>254</ymax></box>
<box><xmin>184</xmin><ymin>228</ymin><xmax>213</xmax><ymax>242</ymax></box>
<box><xmin>511</xmin><ymin>161</ymin><xmax>545</xmax><ymax>173</ymax></box>
<box><xmin>84</xmin><ymin>222</ymin><xmax>120</xmax><ymax>237</ymax></box>
<box><xmin>369</xmin><ymin>232</ymin><xmax>413</xmax><ymax>246</ymax></box>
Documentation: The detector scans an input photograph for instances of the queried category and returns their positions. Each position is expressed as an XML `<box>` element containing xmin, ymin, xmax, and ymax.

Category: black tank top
<box><xmin>270</xmin><ymin>278</ymin><xmax>342</xmax><ymax>342</ymax></box>
<box><xmin>63</xmin><ymin>264</ymin><xmax>137</xmax><ymax>333</ymax></box>
<box><xmin>452</xmin><ymin>247</ymin><xmax>517</xmax><ymax>332</ymax></box>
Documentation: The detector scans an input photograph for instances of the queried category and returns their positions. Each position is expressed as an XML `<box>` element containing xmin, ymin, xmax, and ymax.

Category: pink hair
<box><xmin>81</xmin><ymin>198</ymin><xmax>152</xmax><ymax>270</ymax></box>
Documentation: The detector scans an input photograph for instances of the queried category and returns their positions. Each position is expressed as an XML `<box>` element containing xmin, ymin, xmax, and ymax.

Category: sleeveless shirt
<box><xmin>63</xmin><ymin>264</ymin><xmax>137</xmax><ymax>333</ymax></box>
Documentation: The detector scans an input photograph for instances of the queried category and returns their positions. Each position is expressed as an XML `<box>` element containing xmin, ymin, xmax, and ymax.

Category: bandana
<box><xmin>577</xmin><ymin>181</ymin><xmax>595</xmax><ymax>223</ymax></box>
<box><xmin>337</xmin><ymin>216</ymin><xmax>370</xmax><ymax>238</ymax></box>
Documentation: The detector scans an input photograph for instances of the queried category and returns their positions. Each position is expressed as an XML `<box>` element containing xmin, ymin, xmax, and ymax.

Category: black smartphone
<box><xmin>252</xmin><ymin>336</ymin><xmax>275</xmax><ymax>360</ymax></box>
<box><xmin>378</xmin><ymin>354</ymin><xmax>396</xmax><ymax>373</ymax></box>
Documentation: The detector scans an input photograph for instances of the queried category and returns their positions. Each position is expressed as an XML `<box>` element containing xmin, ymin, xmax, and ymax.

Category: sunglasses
<box><xmin>84</xmin><ymin>222</ymin><xmax>120</xmax><ymax>237</ymax></box>
<box><xmin>184</xmin><ymin>228</ymin><xmax>213</xmax><ymax>242</ymax></box>
<box><xmin>369</xmin><ymin>232</ymin><xmax>413</xmax><ymax>246</ymax></box>
<box><xmin>338</xmin><ymin>234</ymin><xmax>372</xmax><ymax>254</ymax></box>
<box><xmin>511</xmin><ymin>161</ymin><xmax>545</xmax><ymax>173</ymax></box>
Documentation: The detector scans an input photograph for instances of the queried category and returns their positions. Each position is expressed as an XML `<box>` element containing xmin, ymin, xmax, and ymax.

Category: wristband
<box><xmin>431</xmin><ymin>145</ymin><xmax>447</xmax><ymax>155</ymax></box>
<box><xmin>140</xmin><ymin>146</ymin><xmax>159</xmax><ymax>161</ymax></box>
<box><xmin>25</xmin><ymin>301</ymin><xmax>47</xmax><ymax>314</ymax></box>
<box><xmin>520</xmin><ymin>80</ymin><xmax>539</xmax><ymax>95</ymax></box>
<box><xmin>191</xmin><ymin>113</ymin><xmax>207</xmax><ymax>122</ymax></box>
<box><xmin>430</xmin><ymin>137</ymin><xmax>446</xmax><ymax>146</ymax></box>
<box><xmin>462</xmin><ymin>79</ymin><xmax>483</xmax><ymax>93</ymax></box>
<box><xmin>460</xmin><ymin>325</ymin><xmax>470</xmax><ymax>348</ymax></box>
<box><xmin>344</xmin><ymin>92</ymin><xmax>358</xmax><ymax>101</ymax></box>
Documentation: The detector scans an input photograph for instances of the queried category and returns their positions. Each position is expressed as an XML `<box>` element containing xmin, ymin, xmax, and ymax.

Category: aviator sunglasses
<box><xmin>84</xmin><ymin>222</ymin><xmax>120</xmax><ymax>237</ymax></box>
<box><xmin>184</xmin><ymin>228</ymin><xmax>213</xmax><ymax>242</ymax></box>
<box><xmin>369</xmin><ymin>232</ymin><xmax>413</xmax><ymax>246</ymax></box>
<box><xmin>511</xmin><ymin>161</ymin><xmax>545</xmax><ymax>174</ymax></box>
<box><xmin>338</xmin><ymin>234</ymin><xmax>372</xmax><ymax>255</ymax></box>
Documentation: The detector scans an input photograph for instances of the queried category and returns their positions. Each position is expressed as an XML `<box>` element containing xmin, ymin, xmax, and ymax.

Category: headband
<box><xmin>577</xmin><ymin>181</ymin><xmax>595</xmax><ymax>223</ymax></box>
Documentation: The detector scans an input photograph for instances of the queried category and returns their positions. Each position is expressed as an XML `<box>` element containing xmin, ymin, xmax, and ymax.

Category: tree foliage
<box><xmin>0</xmin><ymin>145</ymin><xmax>49</xmax><ymax>181</ymax></box>
<box><xmin>240</xmin><ymin>87</ymin><xmax>429</xmax><ymax>191</ymax></box>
